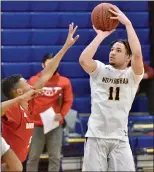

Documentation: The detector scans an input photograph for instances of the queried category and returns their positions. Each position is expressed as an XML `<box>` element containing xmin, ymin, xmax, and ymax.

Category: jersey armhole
<box><xmin>89</xmin><ymin>60</ymin><xmax>105</xmax><ymax>78</ymax></box>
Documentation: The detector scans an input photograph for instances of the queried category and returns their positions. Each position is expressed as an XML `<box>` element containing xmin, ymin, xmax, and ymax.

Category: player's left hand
<box><xmin>65</xmin><ymin>22</ymin><xmax>79</xmax><ymax>48</ymax></box>
<box><xmin>54</xmin><ymin>113</ymin><xmax>63</xmax><ymax>121</ymax></box>
<box><xmin>93</xmin><ymin>25</ymin><xmax>115</xmax><ymax>38</ymax></box>
<box><xmin>109</xmin><ymin>5</ymin><xmax>131</xmax><ymax>26</ymax></box>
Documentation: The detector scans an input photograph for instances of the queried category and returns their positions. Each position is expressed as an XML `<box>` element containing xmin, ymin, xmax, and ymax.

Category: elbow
<box><xmin>7</xmin><ymin>163</ymin><xmax>23</xmax><ymax>172</ymax></box>
<box><xmin>79</xmin><ymin>56</ymin><xmax>84</xmax><ymax>65</ymax></box>
<box><xmin>79</xmin><ymin>52</ymin><xmax>86</xmax><ymax>65</ymax></box>
<box><xmin>14</xmin><ymin>163</ymin><xmax>23</xmax><ymax>172</ymax></box>
<box><xmin>79</xmin><ymin>56</ymin><xmax>87</xmax><ymax>66</ymax></box>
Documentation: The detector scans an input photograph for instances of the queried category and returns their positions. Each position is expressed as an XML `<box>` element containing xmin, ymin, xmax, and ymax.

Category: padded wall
<box><xmin>1</xmin><ymin>1</ymin><xmax>150</xmax><ymax>112</ymax></box>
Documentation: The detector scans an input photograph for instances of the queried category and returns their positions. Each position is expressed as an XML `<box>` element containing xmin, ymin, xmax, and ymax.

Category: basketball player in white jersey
<box><xmin>79</xmin><ymin>5</ymin><xmax>144</xmax><ymax>171</ymax></box>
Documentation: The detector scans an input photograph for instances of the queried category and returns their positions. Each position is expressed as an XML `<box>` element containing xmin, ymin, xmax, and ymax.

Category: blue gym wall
<box><xmin>1</xmin><ymin>1</ymin><xmax>150</xmax><ymax>113</ymax></box>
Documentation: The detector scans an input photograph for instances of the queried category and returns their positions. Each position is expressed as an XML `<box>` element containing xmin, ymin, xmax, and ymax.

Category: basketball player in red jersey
<box><xmin>1</xmin><ymin>23</ymin><xmax>79</xmax><ymax>164</ymax></box>
<box><xmin>1</xmin><ymin>90</ymin><xmax>41</xmax><ymax>171</ymax></box>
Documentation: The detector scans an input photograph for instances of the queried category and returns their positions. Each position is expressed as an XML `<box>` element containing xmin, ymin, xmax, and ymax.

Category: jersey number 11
<box><xmin>108</xmin><ymin>87</ymin><xmax>120</xmax><ymax>101</ymax></box>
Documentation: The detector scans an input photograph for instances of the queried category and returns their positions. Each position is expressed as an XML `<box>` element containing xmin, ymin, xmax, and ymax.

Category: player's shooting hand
<box><xmin>109</xmin><ymin>5</ymin><xmax>131</xmax><ymax>26</ymax></box>
<box><xmin>93</xmin><ymin>25</ymin><xmax>115</xmax><ymax>38</ymax></box>
<box><xmin>54</xmin><ymin>113</ymin><xmax>63</xmax><ymax>121</ymax></box>
<box><xmin>65</xmin><ymin>22</ymin><xmax>79</xmax><ymax>48</ymax></box>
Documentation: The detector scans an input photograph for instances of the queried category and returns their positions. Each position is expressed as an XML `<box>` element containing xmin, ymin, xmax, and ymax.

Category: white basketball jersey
<box><xmin>85</xmin><ymin>60</ymin><xmax>144</xmax><ymax>141</ymax></box>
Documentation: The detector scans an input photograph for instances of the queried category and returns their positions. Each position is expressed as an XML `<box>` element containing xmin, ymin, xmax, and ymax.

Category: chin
<box><xmin>109</xmin><ymin>62</ymin><xmax>116</xmax><ymax>66</ymax></box>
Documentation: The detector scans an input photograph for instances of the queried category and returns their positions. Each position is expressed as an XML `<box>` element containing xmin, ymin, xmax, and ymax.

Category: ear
<box><xmin>127</xmin><ymin>55</ymin><xmax>132</xmax><ymax>67</ymax></box>
<box><xmin>16</xmin><ymin>88</ymin><xmax>24</xmax><ymax>95</ymax></box>
<box><xmin>42</xmin><ymin>63</ymin><xmax>45</xmax><ymax>68</ymax></box>
<box><xmin>126</xmin><ymin>55</ymin><xmax>131</xmax><ymax>62</ymax></box>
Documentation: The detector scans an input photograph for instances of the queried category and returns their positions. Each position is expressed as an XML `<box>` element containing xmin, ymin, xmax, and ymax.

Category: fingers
<box><xmin>72</xmin><ymin>25</ymin><xmax>78</xmax><ymax>35</ymax></box>
<box><xmin>110</xmin><ymin>16</ymin><xmax>118</xmax><ymax>20</ymax></box>
<box><xmin>34</xmin><ymin>89</ymin><xmax>43</xmax><ymax>94</ymax></box>
<box><xmin>109</xmin><ymin>9</ymin><xmax>118</xmax><ymax>16</ymax></box>
<box><xmin>113</xmin><ymin>5</ymin><xmax>121</xmax><ymax>12</ymax></box>
<box><xmin>69</xmin><ymin>22</ymin><xmax>77</xmax><ymax>34</ymax></box>
<box><xmin>73</xmin><ymin>34</ymin><xmax>80</xmax><ymax>43</ymax></box>
<box><xmin>69</xmin><ymin>22</ymin><xmax>74</xmax><ymax>32</ymax></box>
<box><xmin>92</xmin><ymin>25</ymin><xmax>97</xmax><ymax>32</ymax></box>
<box><xmin>110</xmin><ymin>5</ymin><xmax>121</xmax><ymax>13</ymax></box>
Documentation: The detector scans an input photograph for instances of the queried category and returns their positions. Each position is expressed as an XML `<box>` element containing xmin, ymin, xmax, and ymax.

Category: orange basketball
<box><xmin>91</xmin><ymin>3</ymin><xmax>119</xmax><ymax>31</ymax></box>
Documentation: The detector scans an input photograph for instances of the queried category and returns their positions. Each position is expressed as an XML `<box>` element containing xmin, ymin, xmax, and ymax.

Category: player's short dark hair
<box><xmin>42</xmin><ymin>53</ymin><xmax>54</xmax><ymax>64</ymax></box>
<box><xmin>1</xmin><ymin>74</ymin><xmax>22</xmax><ymax>99</ymax></box>
<box><xmin>110</xmin><ymin>39</ymin><xmax>132</xmax><ymax>56</ymax></box>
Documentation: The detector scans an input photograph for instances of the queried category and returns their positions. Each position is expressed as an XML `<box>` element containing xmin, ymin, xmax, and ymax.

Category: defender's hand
<box><xmin>65</xmin><ymin>22</ymin><xmax>79</xmax><ymax>48</ymax></box>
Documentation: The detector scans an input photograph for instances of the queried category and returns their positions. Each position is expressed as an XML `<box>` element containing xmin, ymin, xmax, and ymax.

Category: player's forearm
<box><xmin>34</xmin><ymin>44</ymin><xmax>69</xmax><ymax>89</ymax></box>
<box><xmin>2</xmin><ymin>149</ymin><xmax>23</xmax><ymax>172</ymax></box>
<box><xmin>79</xmin><ymin>34</ymin><xmax>105</xmax><ymax>64</ymax></box>
<box><xmin>126</xmin><ymin>23</ymin><xmax>142</xmax><ymax>58</ymax></box>
<box><xmin>1</xmin><ymin>97</ymin><xmax>21</xmax><ymax>116</ymax></box>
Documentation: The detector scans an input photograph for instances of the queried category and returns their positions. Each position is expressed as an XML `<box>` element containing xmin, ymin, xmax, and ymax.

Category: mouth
<box><xmin>109</xmin><ymin>57</ymin><xmax>114</xmax><ymax>60</ymax></box>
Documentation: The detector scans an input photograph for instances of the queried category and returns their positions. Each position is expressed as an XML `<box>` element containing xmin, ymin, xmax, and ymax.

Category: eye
<box><xmin>111</xmin><ymin>48</ymin><xmax>114</xmax><ymax>51</ymax></box>
<box><xmin>117</xmin><ymin>49</ymin><xmax>121</xmax><ymax>53</ymax></box>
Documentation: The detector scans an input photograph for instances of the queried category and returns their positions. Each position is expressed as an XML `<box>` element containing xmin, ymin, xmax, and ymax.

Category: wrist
<box><xmin>96</xmin><ymin>34</ymin><xmax>105</xmax><ymax>43</ymax></box>
<box><xmin>63</xmin><ymin>43</ymin><xmax>70</xmax><ymax>50</ymax></box>
<box><xmin>125</xmin><ymin>21</ymin><xmax>132</xmax><ymax>28</ymax></box>
<box><xmin>17</xmin><ymin>96</ymin><xmax>24</xmax><ymax>103</ymax></box>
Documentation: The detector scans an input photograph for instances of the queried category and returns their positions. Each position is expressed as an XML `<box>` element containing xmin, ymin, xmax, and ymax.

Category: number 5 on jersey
<box><xmin>108</xmin><ymin>87</ymin><xmax>120</xmax><ymax>101</ymax></box>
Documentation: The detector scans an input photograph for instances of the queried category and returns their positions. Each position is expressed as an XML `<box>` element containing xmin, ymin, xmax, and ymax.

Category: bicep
<box><xmin>131</xmin><ymin>55</ymin><xmax>144</xmax><ymax>75</ymax></box>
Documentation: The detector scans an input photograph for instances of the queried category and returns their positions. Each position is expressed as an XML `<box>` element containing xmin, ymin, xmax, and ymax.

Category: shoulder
<box><xmin>5</xmin><ymin>104</ymin><xmax>20</xmax><ymax>114</ymax></box>
<box><xmin>2</xmin><ymin>104</ymin><xmax>21</xmax><ymax>124</ymax></box>
<box><xmin>59</xmin><ymin>75</ymin><xmax>71</xmax><ymax>85</ymax></box>
<box><xmin>126</xmin><ymin>67</ymin><xmax>144</xmax><ymax>83</ymax></box>
<box><xmin>90</xmin><ymin>60</ymin><xmax>106</xmax><ymax>78</ymax></box>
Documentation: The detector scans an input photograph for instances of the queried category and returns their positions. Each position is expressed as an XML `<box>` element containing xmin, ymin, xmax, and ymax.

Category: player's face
<box><xmin>109</xmin><ymin>42</ymin><xmax>130</xmax><ymax>68</ymax></box>
<box><xmin>15</xmin><ymin>78</ymin><xmax>31</xmax><ymax>96</ymax></box>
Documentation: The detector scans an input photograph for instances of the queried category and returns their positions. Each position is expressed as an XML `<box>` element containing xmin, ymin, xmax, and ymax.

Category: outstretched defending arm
<box><xmin>1</xmin><ymin>89</ymin><xmax>42</xmax><ymax>116</ymax></box>
<box><xmin>34</xmin><ymin>23</ymin><xmax>79</xmax><ymax>89</ymax></box>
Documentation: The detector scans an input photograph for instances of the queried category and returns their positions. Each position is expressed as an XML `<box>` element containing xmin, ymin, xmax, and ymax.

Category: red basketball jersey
<box><xmin>2</xmin><ymin>103</ymin><xmax>34</xmax><ymax>162</ymax></box>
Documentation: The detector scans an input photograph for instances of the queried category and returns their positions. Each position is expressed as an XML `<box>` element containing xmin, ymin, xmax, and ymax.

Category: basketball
<box><xmin>91</xmin><ymin>3</ymin><xmax>119</xmax><ymax>31</ymax></box>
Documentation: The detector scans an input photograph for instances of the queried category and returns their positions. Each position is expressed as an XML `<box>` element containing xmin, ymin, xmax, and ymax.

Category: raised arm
<box><xmin>1</xmin><ymin>89</ymin><xmax>42</xmax><ymax>116</ymax></box>
<box><xmin>79</xmin><ymin>26</ymin><xmax>114</xmax><ymax>74</ymax></box>
<box><xmin>34</xmin><ymin>23</ymin><xmax>79</xmax><ymax>89</ymax></box>
<box><xmin>110</xmin><ymin>6</ymin><xmax>143</xmax><ymax>75</ymax></box>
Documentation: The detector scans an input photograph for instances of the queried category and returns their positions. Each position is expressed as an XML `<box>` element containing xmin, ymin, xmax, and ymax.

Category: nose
<box><xmin>111</xmin><ymin>51</ymin><xmax>116</xmax><ymax>56</ymax></box>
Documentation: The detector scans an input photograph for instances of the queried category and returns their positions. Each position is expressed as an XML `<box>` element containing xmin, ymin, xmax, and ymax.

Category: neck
<box><xmin>111</xmin><ymin>64</ymin><xmax>128</xmax><ymax>70</ymax></box>
<box><xmin>20</xmin><ymin>102</ymin><xmax>28</xmax><ymax>110</ymax></box>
